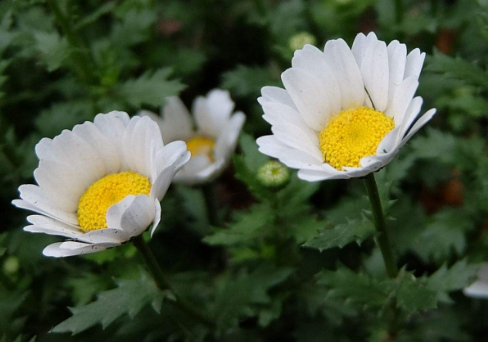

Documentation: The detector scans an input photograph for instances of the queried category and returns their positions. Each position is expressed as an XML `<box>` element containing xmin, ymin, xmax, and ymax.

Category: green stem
<box><xmin>394</xmin><ymin>0</ymin><xmax>404</xmax><ymax>24</ymax></box>
<box><xmin>364</xmin><ymin>173</ymin><xmax>399</xmax><ymax>279</ymax></box>
<box><xmin>47</xmin><ymin>0</ymin><xmax>95</xmax><ymax>85</ymax></box>
<box><xmin>202</xmin><ymin>184</ymin><xmax>222</xmax><ymax>227</ymax></box>
<box><xmin>132</xmin><ymin>236</ymin><xmax>215</xmax><ymax>328</ymax></box>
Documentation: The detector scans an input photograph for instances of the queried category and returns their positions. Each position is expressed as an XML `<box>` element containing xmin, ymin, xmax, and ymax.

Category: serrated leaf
<box><xmin>426</xmin><ymin>50</ymin><xmax>488</xmax><ymax>89</ymax></box>
<box><xmin>52</xmin><ymin>277</ymin><xmax>163</xmax><ymax>335</ymax></box>
<box><xmin>33</xmin><ymin>32</ymin><xmax>71</xmax><ymax>72</ymax></box>
<box><xmin>115</xmin><ymin>68</ymin><xmax>185</xmax><ymax>108</ymax></box>
<box><xmin>317</xmin><ymin>267</ymin><xmax>437</xmax><ymax>315</ymax></box>
<box><xmin>303</xmin><ymin>217</ymin><xmax>375</xmax><ymax>251</ymax></box>
<box><xmin>222</xmin><ymin>65</ymin><xmax>280</xmax><ymax>98</ymax></box>
<box><xmin>203</xmin><ymin>203</ymin><xmax>271</xmax><ymax>246</ymax></box>
<box><xmin>426</xmin><ymin>260</ymin><xmax>479</xmax><ymax>303</ymax></box>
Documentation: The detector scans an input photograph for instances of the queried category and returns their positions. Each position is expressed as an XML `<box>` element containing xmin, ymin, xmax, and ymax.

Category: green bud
<box><xmin>257</xmin><ymin>161</ymin><xmax>290</xmax><ymax>190</ymax></box>
<box><xmin>289</xmin><ymin>32</ymin><xmax>317</xmax><ymax>51</ymax></box>
<box><xmin>3</xmin><ymin>256</ymin><xmax>19</xmax><ymax>275</ymax></box>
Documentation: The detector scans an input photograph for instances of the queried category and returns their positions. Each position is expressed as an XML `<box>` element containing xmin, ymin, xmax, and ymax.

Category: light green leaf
<box><xmin>33</xmin><ymin>31</ymin><xmax>71</xmax><ymax>72</ymax></box>
<box><xmin>115</xmin><ymin>68</ymin><xmax>185</xmax><ymax>108</ymax></box>
<box><xmin>303</xmin><ymin>217</ymin><xmax>375</xmax><ymax>252</ymax></box>
<box><xmin>426</xmin><ymin>50</ymin><xmax>488</xmax><ymax>89</ymax></box>
<box><xmin>52</xmin><ymin>276</ymin><xmax>163</xmax><ymax>335</ymax></box>
<box><xmin>426</xmin><ymin>260</ymin><xmax>479</xmax><ymax>303</ymax></box>
<box><xmin>222</xmin><ymin>65</ymin><xmax>280</xmax><ymax>98</ymax></box>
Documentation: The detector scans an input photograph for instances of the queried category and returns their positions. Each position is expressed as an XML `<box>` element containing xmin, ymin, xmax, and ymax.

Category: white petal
<box><xmin>93</xmin><ymin>111</ymin><xmax>130</xmax><ymax>160</ymax></box>
<box><xmin>106</xmin><ymin>195</ymin><xmax>155</xmax><ymax>237</ymax></box>
<box><xmin>122</xmin><ymin>116</ymin><xmax>164</xmax><ymax>177</ymax></box>
<box><xmin>398</xmin><ymin>96</ymin><xmax>423</xmax><ymax>139</ymax></box>
<box><xmin>77</xmin><ymin>228</ymin><xmax>130</xmax><ymax>244</ymax></box>
<box><xmin>15</xmin><ymin>185</ymin><xmax>78</xmax><ymax>225</ymax></box>
<box><xmin>281</xmin><ymin>68</ymin><xmax>331</xmax><ymax>131</ymax></box>
<box><xmin>386</xmin><ymin>76</ymin><xmax>419</xmax><ymax>125</ymax></box>
<box><xmin>259</xmin><ymin>86</ymin><xmax>297</xmax><ymax>110</ymax></box>
<box><xmin>323</xmin><ymin>39</ymin><xmax>365</xmax><ymax>109</ymax></box>
<box><xmin>194</xmin><ymin>89</ymin><xmax>235</xmax><ymax>137</ymax></box>
<box><xmin>464</xmin><ymin>264</ymin><xmax>488</xmax><ymax>298</ymax></box>
<box><xmin>361</xmin><ymin>40</ymin><xmax>389</xmax><ymax>111</ymax></box>
<box><xmin>298</xmin><ymin>169</ymin><xmax>348</xmax><ymax>182</ymax></box>
<box><xmin>387</xmin><ymin>40</ymin><xmax>407</xmax><ymax>108</ymax></box>
<box><xmin>257</xmin><ymin>136</ymin><xmax>289</xmax><ymax>159</ymax></box>
<box><xmin>151</xmin><ymin>141</ymin><xmax>190</xmax><ymax>199</ymax></box>
<box><xmin>292</xmin><ymin>45</ymin><xmax>342</xmax><ymax>115</ymax></box>
<box><xmin>215</xmin><ymin>111</ymin><xmax>246</xmax><ymax>162</ymax></box>
<box><xmin>73</xmin><ymin>121</ymin><xmax>121</xmax><ymax>175</ymax></box>
<box><xmin>399</xmin><ymin>108</ymin><xmax>436</xmax><ymax>148</ymax></box>
<box><xmin>150</xmin><ymin>199</ymin><xmax>162</xmax><ymax>236</ymax></box>
<box><xmin>43</xmin><ymin>241</ymin><xmax>118</xmax><ymax>257</ymax></box>
<box><xmin>352</xmin><ymin>32</ymin><xmax>378</xmax><ymax>68</ymax></box>
<box><xmin>404</xmin><ymin>49</ymin><xmax>425</xmax><ymax>80</ymax></box>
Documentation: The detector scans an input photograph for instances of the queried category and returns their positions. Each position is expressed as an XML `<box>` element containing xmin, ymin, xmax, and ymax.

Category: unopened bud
<box><xmin>257</xmin><ymin>161</ymin><xmax>290</xmax><ymax>189</ymax></box>
<box><xmin>289</xmin><ymin>32</ymin><xmax>317</xmax><ymax>51</ymax></box>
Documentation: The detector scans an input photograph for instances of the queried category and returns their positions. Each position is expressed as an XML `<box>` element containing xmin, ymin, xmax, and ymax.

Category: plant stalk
<box><xmin>202</xmin><ymin>184</ymin><xmax>222</xmax><ymax>227</ymax></box>
<box><xmin>364</xmin><ymin>173</ymin><xmax>399</xmax><ymax>279</ymax></box>
<box><xmin>132</xmin><ymin>236</ymin><xmax>215</xmax><ymax>328</ymax></box>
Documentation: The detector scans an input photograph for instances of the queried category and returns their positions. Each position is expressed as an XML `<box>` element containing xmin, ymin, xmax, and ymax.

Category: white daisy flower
<box><xmin>139</xmin><ymin>89</ymin><xmax>245</xmax><ymax>185</ymax></box>
<box><xmin>12</xmin><ymin>111</ymin><xmax>190</xmax><ymax>257</ymax></box>
<box><xmin>464</xmin><ymin>263</ymin><xmax>488</xmax><ymax>299</ymax></box>
<box><xmin>256</xmin><ymin>32</ymin><xmax>437</xmax><ymax>181</ymax></box>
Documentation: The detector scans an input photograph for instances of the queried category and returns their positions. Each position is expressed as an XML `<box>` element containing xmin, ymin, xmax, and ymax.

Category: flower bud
<box><xmin>289</xmin><ymin>32</ymin><xmax>317</xmax><ymax>51</ymax></box>
<box><xmin>257</xmin><ymin>161</ymin><xmax>290</xmax><ymax>190</ymax></box>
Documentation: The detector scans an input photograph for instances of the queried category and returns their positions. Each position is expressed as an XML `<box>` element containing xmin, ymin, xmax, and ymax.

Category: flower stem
<box><xmin>132</xmin><ymin>236</ymin><xmax>215</xmax><ymax>328</ymax></box>
<box><xmin>364</xmin><ymin>173</ymin><xmax>399</xmax><ymax>279</ymax></box>
<box><xmin>202</xmin><ymin>184</ymin><xmax>222</xmax><ymax>227</ymax></box>
<box><xmin>394</xmin><ymin>0</ymin><xmax>404</xmax><ymax>25</ymax></box>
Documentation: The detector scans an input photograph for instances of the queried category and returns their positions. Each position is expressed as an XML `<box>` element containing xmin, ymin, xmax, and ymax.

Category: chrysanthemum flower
<box><xmin>139</xmin><ymin>89</ymin><xmax>245</xmax><ymax>185</ymax></box>
<box><xmin>13</xmin><ymin>112</ymin><xmax>190</xmax><ymax>257</ymax></box>
<box><xmin>257</xmin><ymin>32</ymin><xmax>437</xmax><ymax>181</ymax></box>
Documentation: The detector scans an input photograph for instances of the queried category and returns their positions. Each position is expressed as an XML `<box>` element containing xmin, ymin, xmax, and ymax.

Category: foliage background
<box><xmin>1</xmin><ymin>0</ymin><xmax>488</xmax><ymax>341</ymax></box>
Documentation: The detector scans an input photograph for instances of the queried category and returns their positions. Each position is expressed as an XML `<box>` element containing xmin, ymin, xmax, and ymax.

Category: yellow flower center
<box><xmin>186</xmin><ymin>136</ymin><xmax>216</xmax><ymax>162</ymax></box>
<box><xmin>77</xmin><ymin>171</ymin><xmax>151</xmax><ymax>232</ymax></box>
<box><xmin>319</xmin><ymin>106</ymin><xmax>394</xmax><ymax>170</ymax></box>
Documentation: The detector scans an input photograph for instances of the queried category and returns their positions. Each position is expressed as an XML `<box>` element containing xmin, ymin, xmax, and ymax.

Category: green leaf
<box><xmin>316</xmin><ymin>266</ymin><xmax>437</xmax><ymax>315</ymax></box>
<box><xmin>303</xmin><ymin>217</ymin><xmax>375</xmax><ymax>252</ymax></box>
<box><xmin>110</xmin><ymin>9</ymin><xmax>157</xmax><ymax>47</ymax></box>
<box><xmin>203</xmin><ymin>203</ymin><xmax>271</xmax><ymax>246</ymax></box>
<box><xmin>426</xmin><ymin>260</ymin><xmax>479</xmax><ymax>303</ymax></box>
<box><xmin>212</xmin><ymin>265</ymin><xmax>292</xmax><ymax>329</ymax></box>
<box><xmin>35</xmin><ymin>101</ymin><xmax>93</xmax><ymax>138</ymax></box>
<box><xmin>115</xmin><ymin>68</ymin><xmax>185</xmax><ymax>108</ymax></box>
<box><xmin>222</xmin><ymin>65</ymin><xmax>280</xmax><ymax>98</ymax></box>
<box><xmin>426</xmin><ymin>50</ymin><xmax>488</xmax><ymax>89</ymax></box>
<box><xmin>33</xmin><ymin>31</ymin><xmax>71</xmax><ymax>72</ymax></box>
<box><xmin>52</xmin><ymin>276</ymin><xmax>163</xmax><ymax>335</ymax></box>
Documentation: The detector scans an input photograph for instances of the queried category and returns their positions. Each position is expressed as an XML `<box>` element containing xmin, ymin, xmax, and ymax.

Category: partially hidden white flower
<box><xmin>12</xmin><ymin>111</ymin><xmax>190</xmax><ymax>257</ymax></box>
<box><xmin>257</xmin><ymin>32</ymin><xmax>437</xmax><ymax>181</ymax></box>
<box><xmin>464</xmin><ymin>263</ymin><xmax>488</xmax><ymax>299</ymax></box>
<box><xmin>139</xmin><ymin>89</ymin><xmax>245</xmax><ymax>185</ymax></box>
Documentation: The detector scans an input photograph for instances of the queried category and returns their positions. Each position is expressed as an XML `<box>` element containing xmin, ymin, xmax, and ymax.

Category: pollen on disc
<box><xmin>319</xmin><ymin>106</ymin><xmax>395</xmax><ymax>171</ymax></box>
<box><xmin>77</xmin><ymin>171</ymin><xmax>151</xmax><ymax>232</ymax></box>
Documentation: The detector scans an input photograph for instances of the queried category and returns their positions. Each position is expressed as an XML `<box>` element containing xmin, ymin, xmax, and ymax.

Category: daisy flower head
<box><xmin>257</xmin><ymin>32</ymin><xmax>437</xmax><ymax>182</ymax></box>
<box><xmin>139</xmin><ymin>89</ymin><xmax>246</xmax><ymax>185</ymax></box>
<box><xmin>13</xmin><ymin>112</ymin><xmax>190</xmax><ymax>257</ymax></box>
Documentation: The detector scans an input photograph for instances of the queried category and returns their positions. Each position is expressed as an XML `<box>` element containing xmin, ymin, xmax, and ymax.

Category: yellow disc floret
<box><xmin>319</xmin><ymin>106</ymin><xmax>394</xmax><ymax>170</ymax></box>
<box><xmin>77</xmin><ymin>171</ymin><xmax>151</xmax><ymax>232</ymax></box>
<box><xmin>186</xmin><ymin>136</ymin><xmax>216</xmax><ymax>162</ymax></box>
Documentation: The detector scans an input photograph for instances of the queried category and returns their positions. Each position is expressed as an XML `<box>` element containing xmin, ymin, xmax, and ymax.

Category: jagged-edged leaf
<box><xmin>426</xmin><ymin>50</ymin><xmax>488</xmax><ymax>89</ymax></box>
<box><xmin>317</xmin><ymin>266</ymin><xmax>437</xmax><ymax>315</ymax></box>
<box><xmin>52</xmin><ymin>276</ymin><xmax>163</xmax><ymax>335</ymax></box>
<box><xmin>33</xmin><ymin>32</ymin><xmax>72</xmax><ymax>72</ymax></box>
<box><xmin>426</xmin><ymin>260</ymin><xmax>479</xmax><ymax>303</ymax></box>
<box><xmin>303</xmin><ymin>217</ymin><xmax>375</xmax><ymax>252</ymax></box>
<box><xmin>222</xmin><ymin>65</ymin><xmax>280</xmax><ymax>98</ymax></box>
<box><xmin>203</xmin><ymin>203</ymin><xmax>271</xmax><ymax>246</ymax></box>
<box><xmin>115</xmin><ymin>68</ymin><xmax>185</xmax><ymax>108</ymax></box>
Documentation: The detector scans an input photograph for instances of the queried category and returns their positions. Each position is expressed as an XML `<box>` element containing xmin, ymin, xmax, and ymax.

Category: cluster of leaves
<box><xmin>2</xmin><ymin>0</ymin><xmax>488</xmax><ymax>341</ymax></box>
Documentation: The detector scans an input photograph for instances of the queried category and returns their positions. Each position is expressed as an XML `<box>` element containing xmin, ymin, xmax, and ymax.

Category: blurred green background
<box><xmin>2</xmin><ymin>0</ymin><xmax>488</xmax><ymax>341</ymax></box>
